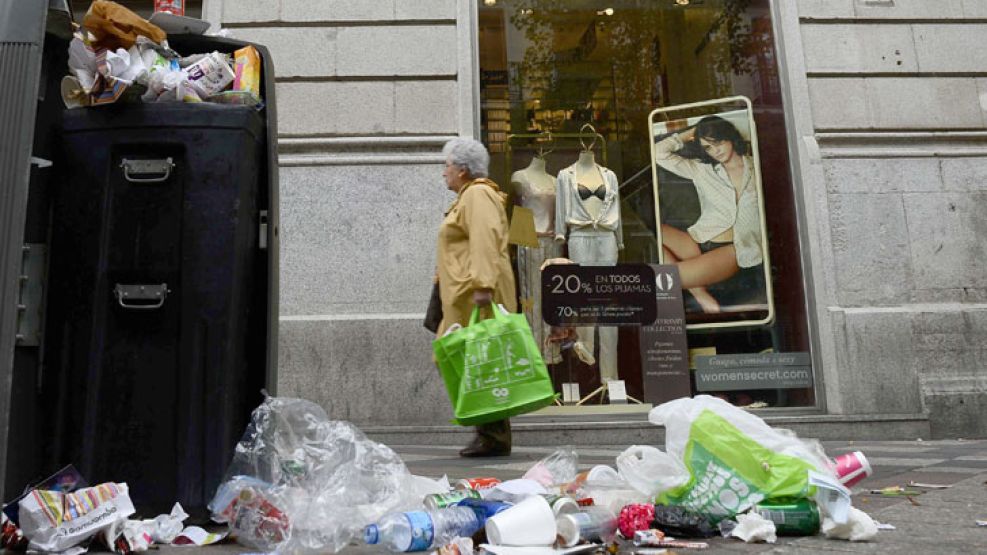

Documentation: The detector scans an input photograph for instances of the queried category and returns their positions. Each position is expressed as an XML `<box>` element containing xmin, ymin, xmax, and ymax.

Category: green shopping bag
<box><xmin>655</xmin><ymin>409</ymin><xmax>820</xmax><ymax>521</ymax></box>
<box><xmin>433</xmin><ymin>304</ymin><xmax>556</xmax><ymax>425</ymax></box>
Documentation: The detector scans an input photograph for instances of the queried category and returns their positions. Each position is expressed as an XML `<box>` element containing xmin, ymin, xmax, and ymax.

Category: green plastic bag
<box><xmin>433</xmin><ymin>305</ymin><xmax>556</xmax><ymax>425</ymax></box>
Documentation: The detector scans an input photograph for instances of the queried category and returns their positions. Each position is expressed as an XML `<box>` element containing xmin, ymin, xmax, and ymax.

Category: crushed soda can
<box><xmin>455</xmin><ymin>477</ymin><xmax>501</xmax><ymax>491</ymax></box>
<box><xmin>425</xmin><ymin>489</ymin><xmax>481</xmax><ymax>510</ymax></box>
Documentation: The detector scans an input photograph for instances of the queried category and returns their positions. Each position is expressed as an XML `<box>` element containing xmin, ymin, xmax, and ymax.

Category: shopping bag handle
<box><xmin>467</xmin><ymin>303</ymin><xmax>510</xmax><ymax>327</ymax></box>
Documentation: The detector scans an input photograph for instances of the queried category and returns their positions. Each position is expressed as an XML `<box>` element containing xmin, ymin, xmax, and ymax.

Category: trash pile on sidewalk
<box><xmin>62</xmin><ymin>1</ymin><xmax>262</xmax><ymax>109</ymax></box>
<box><xmin>207</xmin><ymin>395</ymin><xmax>881</xmax><ymax>553</ymax></box>
<box><xmin>4</xmin><ymin>395</ymin><xmax>885</xmax><ymax>554</ymax></box>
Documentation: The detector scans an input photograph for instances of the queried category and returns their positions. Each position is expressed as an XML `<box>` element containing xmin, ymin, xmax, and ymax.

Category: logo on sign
<box><xmin>655</xmin><ymin>273</ymin><xmax>675</xmax><ymax>291</ymax></box>
<box><xmin>492</xmin><ymin>388</ymin><xmax>509</xmax><ymax>398</ymax></box>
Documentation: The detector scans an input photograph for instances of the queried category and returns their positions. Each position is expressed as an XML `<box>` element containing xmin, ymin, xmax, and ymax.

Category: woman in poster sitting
<box><xmin>654</xmin><ymin>115</ymin><xmax>763</xmax><ymax>313</ymax></box>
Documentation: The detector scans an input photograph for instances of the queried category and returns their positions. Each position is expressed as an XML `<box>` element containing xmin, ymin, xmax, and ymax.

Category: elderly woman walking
<box><xmin>435</xmin><ymin>137</ymin><xmax>517</xmax><ymax>457</ymax></box>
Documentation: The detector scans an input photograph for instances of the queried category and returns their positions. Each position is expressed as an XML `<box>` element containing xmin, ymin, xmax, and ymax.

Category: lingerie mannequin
<box><xmin>555</xmin><ymin>138</ymin><xmax>623</xmax><ymax>386</ymax></box>
<box><xmin>512</xmin><ymin>156</ymin><xmax>562</xmax><ymax>364</ymax></box>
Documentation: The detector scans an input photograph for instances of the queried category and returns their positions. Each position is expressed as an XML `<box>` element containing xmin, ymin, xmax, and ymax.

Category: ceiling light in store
<box><xmin>596</xmin><ymin>8</ymin><xmax>614</xmax><ymax>16</ymax></box>
<box><xmin>675</xmin><ymin>0</ymin><xmax>690</xmax><ymax>5</ymax></box>
<box><xmin>520</xmin><ymin>8</ymin><xmax>534</xmax><ymax>15</ymax></box>
<box><xmin>483</xmin><ymin>0</ymin><xmax>496</xmax><ymax>5</ymax></box>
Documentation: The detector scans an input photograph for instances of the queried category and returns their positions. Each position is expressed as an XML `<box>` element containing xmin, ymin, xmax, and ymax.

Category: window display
<box><xmin>479</xmin><ymin>0</ymin><xmax>815</xmax><ymax>409</ymax></box>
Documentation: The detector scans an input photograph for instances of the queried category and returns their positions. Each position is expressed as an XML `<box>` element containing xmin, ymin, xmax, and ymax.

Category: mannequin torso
<box><xmin>511</xmin><ymin>157</ymin><xmax>556</xmax><ymax>234</ymax></box>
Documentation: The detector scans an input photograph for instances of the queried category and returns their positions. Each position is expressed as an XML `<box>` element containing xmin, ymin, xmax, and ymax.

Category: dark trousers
<box><xmin>477</xmin><ymin>418</ymin><xmax>511</xmax><ymax>447</ymax></box>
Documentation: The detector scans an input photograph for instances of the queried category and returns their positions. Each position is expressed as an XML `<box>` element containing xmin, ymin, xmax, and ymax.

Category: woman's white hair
<box><xmin>442</xmin><ymin>137</ymin><xmax>490</xmax><ymax>178</ymax></box>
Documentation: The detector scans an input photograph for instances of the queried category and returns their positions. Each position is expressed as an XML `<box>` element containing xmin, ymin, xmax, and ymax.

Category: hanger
<box><xmin>535</xmin><ymin>130</ymin><xmax>554</xmax><ymax>159</ymax></box>
<box><xmin>579</xmin><ymin>123</ymin><xmax>598</xmax><ymax>152</ymax></box>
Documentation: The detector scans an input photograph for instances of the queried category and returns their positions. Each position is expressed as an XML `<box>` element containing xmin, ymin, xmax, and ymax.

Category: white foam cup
<box><xmin>833</xmin><ymin>451</ymin><xmax>872</xmax><ymax>487</ymax></box>
<box><xmin>485</xmin><ymin>495</ymin><xmax>557</xmax><ymax>546</ymax></box>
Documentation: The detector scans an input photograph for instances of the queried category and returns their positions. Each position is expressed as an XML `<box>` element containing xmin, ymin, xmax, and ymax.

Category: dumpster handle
<box><xmin>114</xmin><ymin>283</ymin><xmax>170</xmax><ymax>310</ymax></box>
<box><xmin>120</xmin><ymin>158</ymin><xmax>174</xmax><ymax>183</ymax></box>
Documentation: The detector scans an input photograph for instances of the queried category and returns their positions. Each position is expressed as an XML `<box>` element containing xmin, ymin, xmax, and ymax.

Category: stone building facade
<box><xmin>204</xmin><ymin>0</ymin><xmax>987</xmax><ymax>440</ymax></box>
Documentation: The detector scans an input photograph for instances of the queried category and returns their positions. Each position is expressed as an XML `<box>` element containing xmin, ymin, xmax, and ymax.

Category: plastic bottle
<box><xmin>364</xmin><ymin>507</ymin><xmax>482</xmax><ymax>552</ymax></box>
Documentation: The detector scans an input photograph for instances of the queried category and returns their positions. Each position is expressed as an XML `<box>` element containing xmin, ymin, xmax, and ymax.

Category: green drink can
<box><xmin>753</xmin><ymin>498</ymin><xmax>820</xmax><ymax>536</ymax></box>
<box><xmin>424</xmin><ymin>488</ymin><xmax>481</xmax><ymax>510</ymax></box>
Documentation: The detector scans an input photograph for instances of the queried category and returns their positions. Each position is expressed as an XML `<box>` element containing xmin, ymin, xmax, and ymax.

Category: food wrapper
<box><xmin>84</xmin><ymin>0</ymin><xmax>166</xmax><ymax>50</ymax></box>
<box><xmin>18</xmin><ymin>483</ymin><xmax>135</xmax><ymax>553</ymax></box>
<box><xmin>233</xmin><ymin>45</ymin><xmax>261</xmax><ymax>96</ymax></box>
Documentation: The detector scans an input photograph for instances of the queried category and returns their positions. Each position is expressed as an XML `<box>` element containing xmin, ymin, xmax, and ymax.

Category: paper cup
<box><xmin>485</xmin><ymin>495</ymin><xmax>557</xmax><ymax>546</ymax></box>
<box><xmin>833</xmin><ymin>451</ymin><xmax>872</xmax><ymax>487</ymax></box>
<box><xmin>60</xmin><ymin>76</ymin><xmax>90</xmax><ymax>109</ymax></box>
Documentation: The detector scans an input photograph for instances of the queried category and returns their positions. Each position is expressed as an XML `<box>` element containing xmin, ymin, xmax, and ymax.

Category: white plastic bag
<box><xmin>616</xmin><ymin>445</ymin><xmax>689</xmax><ymax>498</ymax></box>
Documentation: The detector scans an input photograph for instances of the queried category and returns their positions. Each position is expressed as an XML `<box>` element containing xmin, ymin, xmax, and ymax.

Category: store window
<box><xmin>478</xmin><ymin>0</ymin><xmax>815</xmax><ymax>410</ymax></box>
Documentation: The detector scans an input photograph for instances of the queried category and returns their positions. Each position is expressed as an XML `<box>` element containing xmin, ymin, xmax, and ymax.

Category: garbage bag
<box><xmin>209</xmin><ymin>396</ymin><xmax>412</xmax><ymax>554</ymax></box>
<box><xmin>83</xmin><ymin>1</ymin><xmax>166</xmax><ymax>50</ymax></box>
<box><xmin>648</xmin><ymin>396</ymin><xmax>833</xmax><ymax>522</ymax></box>
<box><xmin>652</xmin><ymin>505</ymin><xmax>717</xmax><ymax>538</ymax></box>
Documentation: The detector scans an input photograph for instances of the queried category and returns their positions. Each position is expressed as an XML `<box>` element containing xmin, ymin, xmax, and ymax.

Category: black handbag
<box><xmin>423</xmin><ymin>282</ymin><xmax>442</xmax><ymax>333</ymax></box>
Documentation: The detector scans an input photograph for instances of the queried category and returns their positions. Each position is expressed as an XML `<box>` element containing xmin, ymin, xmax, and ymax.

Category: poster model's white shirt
<box><xmin>654</xmin><ymin>134</ymin><xmax>763</xmax><ymax>268</ymax></box>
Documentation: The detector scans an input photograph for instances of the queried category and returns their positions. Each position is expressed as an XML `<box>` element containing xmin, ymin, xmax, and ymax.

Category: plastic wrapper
<box><xmin>522</xmin><ymin>448</ymin><xmax>578</xmax><ymax>487</ymax></box>
<box><xmin>647</xmin><ymin>396</ymin><xmax>834</xmax><ymax>522</ymax></box>
<box><xmin>209</xmin><ymin>395</ymin><xmax>413</xmax><ymax>554</ymax></box>
<box><xmin>83</xmin><ymin>1</ymin><xmax>166</xmax><ymax>50</ymax></box>
<box><xmin>617</xmin><ymin>503</ymin><xmax>655</xmax><ymax>538</ymax></box>
<box><xmin>18</xmin><ymin>483</ymin><xmax>135</xmax><ymax>553</ymax></box>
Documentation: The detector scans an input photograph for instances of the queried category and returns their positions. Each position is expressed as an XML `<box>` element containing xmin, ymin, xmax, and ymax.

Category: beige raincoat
<box><xmin>436</xmin><ymin>178</ymin><xmax>517</xmax><ymax>336</ymax></box>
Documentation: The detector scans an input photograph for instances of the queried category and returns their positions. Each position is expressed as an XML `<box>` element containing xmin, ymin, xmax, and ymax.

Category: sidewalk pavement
<box><xmin>164</xmin><ymin>439</ymin><xmax>987</xmax><ymax>554</ymax></box>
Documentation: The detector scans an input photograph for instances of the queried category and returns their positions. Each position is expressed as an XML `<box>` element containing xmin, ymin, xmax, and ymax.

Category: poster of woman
<box><xmin>648</xmin><ymin>97</ymin><xmax>774</xmax><ymax>328</ymax></box>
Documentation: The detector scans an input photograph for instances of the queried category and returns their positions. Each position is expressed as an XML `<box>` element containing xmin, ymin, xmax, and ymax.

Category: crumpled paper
<box><xmin>822</xmin><ymin>506</ymin><xmax>878</xmax><ymax>542</ymax></box>
<box><xmin>728</xmin><ymin>512</ymin><xmax>777</xmax><ymax>543</ymax></box>
<box><xmin>83</xmin><ymin>0</ymin><xmax>166</xmax><ymax>50</ymax></box>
